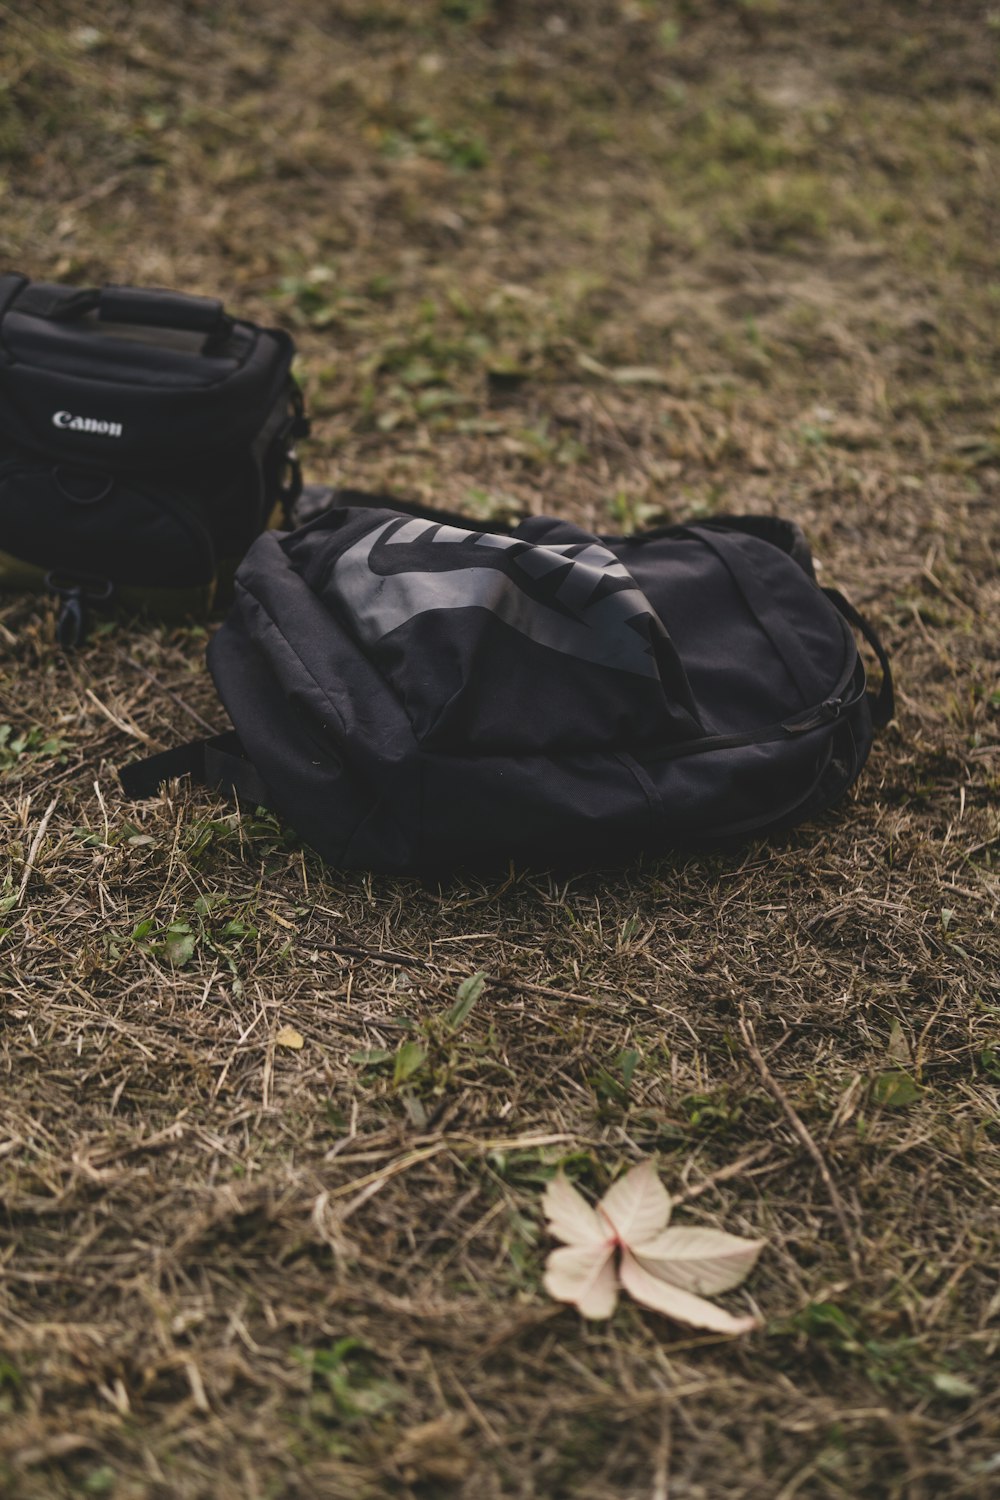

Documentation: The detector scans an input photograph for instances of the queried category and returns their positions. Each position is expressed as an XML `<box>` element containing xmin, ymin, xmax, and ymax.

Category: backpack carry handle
<box><xmin>43</xmin><ymin>284</ymin><xmax>232</xmax><ymax>339</ymax></box>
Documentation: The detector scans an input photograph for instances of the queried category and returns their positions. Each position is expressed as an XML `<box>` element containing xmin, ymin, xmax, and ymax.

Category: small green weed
<box><xmin>590</xmin><ymin>1047</ymin><xmax>641</xmax><ymax>1111</ymax></box>
<box><xmin>0</xmin><ymin>724</ymin><xmax>71</xmax><ymax>773</ymax></box>
<box><xmin>787</xmin><ymin>1301</ymin><xmax>978</xmax><ymax>1400</ymax></box>
<box><xmin>681</xmin><ymin>1087</ymin><xmax>744</xmax><ymax>1134</ymax></box>
<box><xmin>274</xmin><ymin>266</ymin><xmax>341</xmax><ymax>329</ymax></box>
<box><xmin>0</xmin><ymin>1356</ymin><xmax>23</xmax><ymax>1416</ymax></box>
<box><xmin>294</xmin><ymin>1338</ymin><xmax>401</xmax><ymax>1426</ymax></box>
<box><xmin>82</xmin><ymin>1466</ymin><xmax>117</xmax><ymax>1496</ymax></box>
<box><xmin>440</xmin><ymin>0</ymin><xmax>492</xmax><ymax>21</ymax></box>
<box><xmin>872</xmin><ymin>1070</ymin><xmax>923</xmax><ymax>1108</ymax></box>
<box><xmin>349</xmin><ymin>971</ymin><xmax>495</xmax><ymax>1107</ymax></box>
<box><xmin>727</xmin><ymin>175</ymin><xmax>832</xmax><ymax>251</ymax></box>
<box><xmin>107</xmin><ymin>900</ymin><xmax>261</xmax><ymax>974</ymax></box>
<box><xmin>381</xmin><ymin>117</ymin><xmax>489</xmax><ymax>170</ymax></box>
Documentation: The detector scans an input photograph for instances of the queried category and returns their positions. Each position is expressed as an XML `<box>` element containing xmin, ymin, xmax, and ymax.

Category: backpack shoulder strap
<box><xmin>601</xmin><ymin>513</ymin><xmax>816</xmax><ymax>577</ymax></box>
<box><xmin>823</xmin><ymin>589</ymin><xmax>895</xmax><ymax>728</ymax></box>
<box><xmin>706</xmin><ymin>514</ymin><xmax>816</xmax><ymax>578</ymax></box>
<box><xmin>119</xmin><ymin>730</ymin><xmax>271</xmax><ymax>807</ymax></box>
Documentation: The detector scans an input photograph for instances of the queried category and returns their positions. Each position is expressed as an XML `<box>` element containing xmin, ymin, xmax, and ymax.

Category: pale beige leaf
<box><xmin>597</xmin><ymin>1159</ymin><xmax>671</xmax><ymax>1245</ymax></box>
<box><xmin>619</xmin><ymin>1250</ymin><xmax>758</xmax><ymax>1335</ymax></box>
<box><xmin>275</xmin><ymin>1024</ymin><xmax>305</xmax><ymax>1050</ymax></box>
<box><xmin>577</xmin><ymin>351</ymin><xmax>611</xmax><ymax>378</ymax></box>
<box><xmin>632</xmin><ymin>1226</ymin><xmax>766</xmax><ymax>1296</ymax></box>
<box><xmin>543</xmin><ymin>1172</ymin><xmax>610</xmax><ymax>1247</ymax></box>
<box><xmin>543</xmin><ymin>1244</ymin><xmax>618</xmax><ymax>1319</ymax></box>
<box><xmin>611</xmin><ymin>365</ymin><xmax>672</xmax><ymax>387</ymax></box>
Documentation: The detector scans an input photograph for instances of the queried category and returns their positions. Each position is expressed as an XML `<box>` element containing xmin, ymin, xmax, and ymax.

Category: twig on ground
<box><xmin>738</xmin><ymin>1010</ymin><xmax>863</xmax><ymax>1278</ymax></box>
<box><xmin>17</xmin><ymin>795</ymin><xmax>59</xmax><ymax>903</ymax></box>
<box><xmin>305</xmin><ymin>934</ymin><xmax>616</xmax><ymax>1008</ymax></box>
<box><xmin>84</xmin><ymin>686</ymin><xmax>155</xmax><ymax>745</ymax></box>
<box><xmin>673</xmin><ymin>1145</ymin><xmax>777</xmax><ymax>1204</ymax></box>
<box><xmin>119</xmin><ymin>652</ymin><xmax>220</xmax><ymax>735</ymax></box>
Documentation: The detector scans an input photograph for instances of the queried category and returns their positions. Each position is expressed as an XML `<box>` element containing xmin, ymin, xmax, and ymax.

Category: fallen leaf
<box><xmin>543</xmin><ymin>1170</ymin><xmax>609</xmax><ymax>1246</ymax></box>
<box><xmin>541</xmin><ymin>1160</ymin><xmax>762</xmax><ymax>1333</ymax></box>
<box><xmin>930</xmin><ymin>1372</ymin><xmax>977</xmax><ymax>1400</ymax></box>
<box><xmin>611</xmin><ymin>365</ymin><xmax>672</xmax><ymax>386</ymax></box>
<box><xmin>619</xmin><ymin>1249</ymin><xmax>759</xmax><ymax>1335</ymax></box>
<box><xmin>543</xmin><ymin>1242</ymin><xmax>618</xmax><ymax>1319</ymax></box>
<box><xmin>275</xmin><ymin>1025</ymin><xmax>305</xmax><ymax>1050</ymax></box>
<box><xmin>598</xmin><ymin>1158</ymin><xmax>672</xmax><ymax>1244</ymax></box>
<box><xmin>576</xmin><ymin>351</ymin><xmax>611</xmax><ymax>378</ymax></box>
<box><xmin>632</xmin><ymin>1226</ymin><xmax>765</xmax><ymax>1296</ymax></box>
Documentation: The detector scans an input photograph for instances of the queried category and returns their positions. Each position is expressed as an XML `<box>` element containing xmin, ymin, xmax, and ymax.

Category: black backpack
<box><xmin>122</xmin><ymin>492</ymin><xmax>893</xmax><ymax>872</ymax></box>
<box><xmin>0</xmin><ymin>274</ymin><xmax>308</xmax><ymax>644</ymax></box>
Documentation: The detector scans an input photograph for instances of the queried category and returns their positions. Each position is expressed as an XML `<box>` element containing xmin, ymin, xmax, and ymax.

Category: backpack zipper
<box><xmin>781</xmin><ymin>697</ymin><xmax>843</xmax><ymax>734</ymax></box>
<box><xmin>644</xmin><ymin>679</ymin><xmax>862</xmax><ymax>765</ymax></box>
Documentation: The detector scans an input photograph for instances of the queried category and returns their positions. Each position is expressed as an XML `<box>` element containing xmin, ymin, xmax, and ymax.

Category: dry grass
<box><xmin>1</xmin><ymin>2</ymin><xmax>999</xmax><ymax>1496</ymax></box>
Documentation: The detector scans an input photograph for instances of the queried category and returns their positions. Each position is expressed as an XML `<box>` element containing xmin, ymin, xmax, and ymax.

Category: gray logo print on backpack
<box><xmin>332</xmin><ymin>517</ymin><xmax>668</xmax><ymax>678</ymax></box>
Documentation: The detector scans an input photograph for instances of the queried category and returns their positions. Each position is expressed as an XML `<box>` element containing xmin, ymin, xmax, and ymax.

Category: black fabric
<box><xmin>0</xmin><ymin>274</ymin><xmax>28</xmax><ymax>321</ymax></box>
<box><xmin>93</xmin><ymin>286</ymin><xmax>229</xmax><ymax>336</ymax></box>
<box><xmin>0</xmin><ymin>273</ymin><xmax>309</xmax><ymax>636</ymax></box>
<box><xmin>118</xmin><ymin>730</ymin><xmax>271</xmax><ymax>808</ymax></box>
<box><xmin>292</xmin><ymin>508</ymin><xmax>702</xmax><ymax>750</ymax></box>
<box><xmin>119</xmin><ymin>737</ymin><xmax>215</xmax><ymax>797</ymax></box>
<box><xmin>122</xmin><ymin>494</ymin><xmax>894</xmax><ymax>873</ymax></box>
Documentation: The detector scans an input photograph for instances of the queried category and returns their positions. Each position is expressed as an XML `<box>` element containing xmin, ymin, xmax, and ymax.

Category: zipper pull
<box><xmin>782</xmin><ymin>698</ymin><xmax>843</xmax><ymax>735</ymax></box>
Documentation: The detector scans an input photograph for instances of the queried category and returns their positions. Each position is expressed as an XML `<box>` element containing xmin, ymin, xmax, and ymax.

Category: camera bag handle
<box><xmin>18</xmin><ymin>282</ymin><xmax>233</xmax><ymax>341</ymax></box>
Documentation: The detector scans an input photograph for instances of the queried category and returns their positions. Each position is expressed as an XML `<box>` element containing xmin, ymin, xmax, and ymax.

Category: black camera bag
<box><xmin>0</xmin><ymin>273</ymin><xmax>309</xmax><ymax>644</ymax></box>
